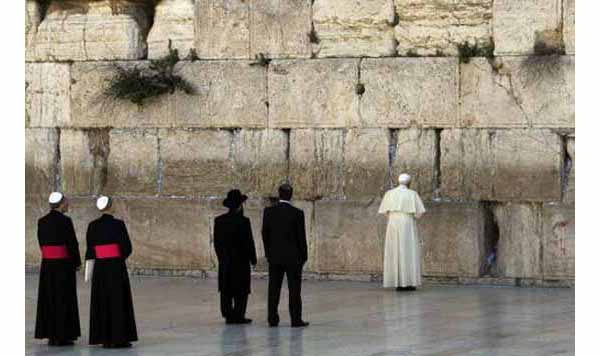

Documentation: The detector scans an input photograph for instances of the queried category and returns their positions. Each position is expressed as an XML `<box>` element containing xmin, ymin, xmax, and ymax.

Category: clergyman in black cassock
<box><xmin>85</xmin><ymin>196</ymin><xmax>137</xmax><ymax>348</ymax></box>
<box><xmin>262</xmin><ymin>184</ymin><xmax>309</xmax><ymax>327</ymax></box>
<box><xmin>214</xmin><ymin>189</ymin><xmax>257</xmax><ymax>324</ymax></box>
<box><xmin>35</xmin><ymin>192</ymin><xmax>82</xmax><ymax>346</ymax></box>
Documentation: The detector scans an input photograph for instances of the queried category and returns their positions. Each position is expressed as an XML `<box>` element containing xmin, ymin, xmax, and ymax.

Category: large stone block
<box><xmin>359</xmin><ymin>58</ymin><xmax>458</xmax><ymax>128</ymax></box>
<box><xmin>564</xmin><ymin>135</ymin><xmax>575</xmax><ymax>204</ymax></box>
<box><xmin>25</xmin><ymin>0</ymin><xmax>41</xmax><ymax>62</ymax></box>
<box><xmin>249</xmin><ymin>0</ymin><xmax>312</xmax><ymax>58</ymax></box>
<box><xmin>60</xmin><ymin>129</ymin><xmax>110</xmax><ymax>195</ymax></box>
<box><xmin>390</xmin><ymin>129</ymin><xmax>436</xmax><ymax>199</ymax></box>
<box><xmin>289</xmin><ymin>129</ymin><xmax>345</xmax><ymax>200</ymax></box>
<box><xmin>440</xmin><ymin>129</ymin><xmax>562</xmax><ymax>201</ymax></box>
<box><xmin>268</xmin><ymin>59</ymin><xmax>359</xmax><ymax>128</ymax></box>
<box><xmin>418</xmin><ymin>202</ymin><xmax>485</xmax><ymax>277</ymax></box>
<box><xmin>313</xmin><ymin>0</ymin><xmax>397</xmax><ymax>57</ymax></box>
<box><xmin>26</xmin><ymin>63</ymin><xmax>71</xmax><ymax>128</ymax></box>
<box><xmin>147</xmin><ymin>0</ymin><xmax>196</xmax><ymax>59</ymax></box>
<box><xmin>33</xmin><ymin>0</ymin><xmax>151</xmax><ymax>61</ymax></box>
<box><xmin>25</xmin><ymin>197</ymin><xmax>46</xmax><ymax>265</ymax></box>
<box><xmin>105</xmin><ymin>129</ymin><xmax>158</xmax><ymax>196</ymax></box>
<box><xmin>394</xmin><ymin>0</ymin><xmax>493</xmax><ymax>56</ymax></box>
<box><xmin>563</xmin><ymin>0</ymin><xmax>575</xmax><ymax>55</ymax></box>
<box><xmin>314</xmin><ymin>200</ymin><xmax>386</xmax><ymax>273</ymax></box>
<box><xmin>26</xmin><ymin>128</ymin><xmax>59</xmax><ymax>199</ymax></box>
<box><xmin>344</xmin><ymin>129</ymin><xmax>390</xmax><ymax>200</ymax></box>
<box><xmin>493</xmin><ymin>0</ymin><xmax>562</xmax><ymax>55</ymax></box>
<box><xmin>196</xmin><ymin>0</ymin><xmax>250</xmax><ymax>59</ymax></box>
<box><xmin>541</xmin><ymin>203</ymin><xmax>575</xmax><ymax>279</ymax></box>
<box><xmin>160</xmin><ymin>129</ymin><xmax>234</xmax><ymax>197</ymax></box>
<box><xmin>460</xmin><ymin>56</ymin><xmax>574</xmax><ymax>128</ymax></box>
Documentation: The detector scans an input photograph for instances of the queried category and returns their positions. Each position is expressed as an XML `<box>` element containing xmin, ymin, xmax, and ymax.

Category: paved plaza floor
<box><xmin>26</xmin><ymin>274</ymin><xmax>574</xmax><ymax>356</ymax></box>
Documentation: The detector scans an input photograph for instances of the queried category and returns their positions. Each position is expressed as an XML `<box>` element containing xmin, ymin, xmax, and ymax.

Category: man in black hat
<box><xmin>214</xmin><ymin>189</ymin><xmax>257</xmax><ymax>324</ymax></box>
<box><xmin>262</xmin><ymin>184</ymin><xmax>309</xmax><ymax>327</ymax></box>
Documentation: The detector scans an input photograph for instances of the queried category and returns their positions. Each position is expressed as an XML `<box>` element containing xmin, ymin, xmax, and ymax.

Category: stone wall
<box><xmin>25</xmin><ymin>0</ymin><xmax>574</xmax><ymax>285</ymax></box>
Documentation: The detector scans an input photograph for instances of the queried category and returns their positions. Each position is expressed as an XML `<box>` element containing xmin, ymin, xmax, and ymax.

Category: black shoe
<box><xmin>225</xmin><ymin>318</ymin><xmax>235</xmax><ymax>324</ymax></box>
<box><xmin>291</xmin><ymin>320</ymin><xmax>309</xmax><ymax>328</ymax></box>
<box><xmin>238</xmin><ymin>318</ymin><xmax>252</xmax><ymax>324</ymax></box>
<box><xmin>113</xmin><ymin>342</ymin><xmax>132</xmax><ymax>348</ymax></box>
<box><xmin>406</xmin><ymin>286</ymin><xmax>417</xmax><ymax>291</ymax></box>
<box><xmin>268</xmin><ymin>321</ymin><xmax>279</xmax><ymax>327</ymax></box>
<box><xmin>102</xmin><ymin>344</ymin><xmax>113</xmax><ymax>348</ymax></box>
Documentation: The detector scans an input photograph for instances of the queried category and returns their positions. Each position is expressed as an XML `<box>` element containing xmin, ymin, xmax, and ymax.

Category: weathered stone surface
<box><xmin>493</xmin><ymin>0</ymin><xmax>562</xmax><ymax>55</ymax></box>
<box><xmin>25</xmin><ymin>0</ymin><xmax>41</xmax><ymax>62</ymax></box>
<box><xmin>33</xmin><ymin>0</ymin><xmax>151</xmax><ymax>61</ymax></box>
<box><xmin>268</xmin><ymin>59</ymin><xmax>359</xmax><ymax>128</ymax></box>
<box><xmin>394</xmin><ymin>0</ymin><xmax>493</xmax><ymax>56</ymax></box>
<box><xmin>249</xmin><ymin>0</ymin><xmax>312</xmax><ymax>58</ymax></box>
<box><xmin>441</xmin><ymin>129</ymin><xmax>562</xmax><ymax>201</ymax></box>
<box><xmin>418</xmin><ymin>202</ymin><xmax>485</xmax><ymax>277</ymax></box>
<box><xmin>232</xmin><ymin>129</ymin><xmax>288</xmax><ymax>198</ymax></box>
<box><xmin>147</xmin><ymin>0</ymin><xmax>196</xmax><ymax>59</ymax></box>
<box><xmin>563</xmin><ymin>0</ymin><xmax>575</xmax><ymax>55</ymax></box>
<box><xmin>542</xmin><ymin>203</ymin><xmax>575</xmax><ymax>279</ymax></box>
<box><xmin>494</xmin><ymin>203</ymin><xmax>542</xmax><ymax>278</ymax></box>
<box><xmin>564</xmin><ymin>135</ymin><xmax>575</xmax><ymax>204</ymax></box>
<box><xmin>359</xmin><ymin>58</ymin><xmax>458</xmax><ymax>128</ymax></box>
<box><xmin>105</xmin><ymin>129</ymin><xmax>158</xmax><ymax>196</ymax></box>
<box><xmin>344</xmin><ymin>129</ymin><xmax>390</xmax><ymax>200</ymax></box>
<box><xmin>460</xmin><ymin>56</ymin><xmax>574</xmax><ymax>128</ymax></box>
<box><xmin>391</xmin><ymin>129</ymin><xmax>436</xmax><ymax>199</ymax></box>
<box><xmin>26</xmin><ymin>128</ymin><xmax>58</xmax><ymax>198</ymax></box>
<box><xmin>289</xmin><ymin>129</ymin><xmax>345</xmax><ymax>200</ymax></box>
<box><xmin>60</xmin><ymin>129</ymin><xmax>110</xmax><ymax>195</ymax></box>
<box><xmin>25</xmin><ymin>197</ymin><xmax>46</xmax><ymax>264</ymax></box>
<box><xmin>313</xmin><ymin>0</ymin><xmax>397</xmax><ymax>57</ymax></box>
<box><xmin>314</xmin><ymin>200</ymin><xmax>386</xmax><ymax>273</ymax></box>
<box><xmin>196</xmin><ymin>0</ymin><xmax>250</xmax><ymax>59</ymax></box>
<box><xmin>26</xmin><ymin>63</ymin><xmax>71</xmax><ymax>128</ymax></box>
<box><xmin>160</xmin><ymin>129</ymin><xmax>233</xmax><ymax>197</ymax></box>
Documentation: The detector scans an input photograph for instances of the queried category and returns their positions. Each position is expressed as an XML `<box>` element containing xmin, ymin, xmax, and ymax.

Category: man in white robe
<box><xmin>378</xmin><ymin>174</ymin><xmax>426</xmax><ymax>291</ymax></box>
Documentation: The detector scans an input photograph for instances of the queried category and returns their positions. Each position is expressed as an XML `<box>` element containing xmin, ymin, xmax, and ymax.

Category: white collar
<box><xmin>279</xmin><ymin>200</ymin><xmax>292</xmax><ymax>204</ymax></box>
<box><xmin>398</xmin><ymin>184</ymin><xmax>408</xmax><ymax>189</ymax></box>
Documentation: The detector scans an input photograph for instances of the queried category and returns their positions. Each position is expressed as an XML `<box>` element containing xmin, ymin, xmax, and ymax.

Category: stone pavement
<box><xmin>26</xmin><ymin>274</ymin><xmax>574</xmax><ymax>356</ymax></box>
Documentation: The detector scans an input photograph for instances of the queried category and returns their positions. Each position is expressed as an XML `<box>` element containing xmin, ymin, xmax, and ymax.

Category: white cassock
<box><xmin>378</xmin><ymin>185</ymin><xmax>426</xmax><ymax>288</ymax></box>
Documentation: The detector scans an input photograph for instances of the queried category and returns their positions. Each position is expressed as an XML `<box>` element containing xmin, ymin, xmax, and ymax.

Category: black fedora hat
<box><xmin>223</xmin><ymin>189</ymin><xmax>248</xmax><ymax>209</ymax></box>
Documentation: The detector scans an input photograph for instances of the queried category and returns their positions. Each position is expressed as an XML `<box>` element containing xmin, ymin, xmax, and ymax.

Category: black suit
<box><xmin>262</xmin><ymin>202</ymin><xmax>307</xmax><ymax>324</ymax></box>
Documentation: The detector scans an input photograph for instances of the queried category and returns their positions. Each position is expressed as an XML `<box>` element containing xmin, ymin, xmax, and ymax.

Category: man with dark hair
<box><xmin>261</xmin><ymin>184</ymin><xmax>309</xmax><ymax>327</ymax></box>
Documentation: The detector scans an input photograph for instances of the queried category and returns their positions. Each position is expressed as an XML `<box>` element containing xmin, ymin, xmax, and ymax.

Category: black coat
<box><xmin>85</xmin><ymin>214</ymin><xmax>137</xmax><ymax>345</ymax></box>
<box><xmin>35</xmin><ymin>210</ymin><xmax>82</xmax><ymax>341</ymax></box>
<box><xmin>261</xmin><ymin>202</ymin><xmax>307</xmax><ymax>266</ymax></box>
<box><xmin>214</xmin><ymin>211</ymin><xmax>257</xmax><ymax>295</ymax></box>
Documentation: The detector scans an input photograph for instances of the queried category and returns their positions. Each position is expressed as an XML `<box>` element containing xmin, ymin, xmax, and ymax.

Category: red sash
<box><xmin>95</xmin><ymin>243</ymin><xmax>121</xmax><ymax>259</ymax></box>
<box><xmin>41</xmin><ymin>245</ymin><xmax>69</xmax><ymax>259</ymax></box>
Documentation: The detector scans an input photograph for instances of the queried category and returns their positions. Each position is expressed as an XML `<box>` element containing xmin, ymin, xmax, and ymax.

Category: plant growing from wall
<box><xmin>250</xmin><ymin>53</ymin><xmax>271</xmax><ymax>67</ymax></box>
<box><xmin>457</xmin><ymin>39</ymin><xmax>495</xmax><ymax>64</ymax></box>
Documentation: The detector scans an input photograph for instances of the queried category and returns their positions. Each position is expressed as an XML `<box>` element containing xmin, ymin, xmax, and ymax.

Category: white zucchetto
<box><xmin>48</xmin><ymin>192</ymin><xmax>63</xmax><ymax>204</ymax></box>
<box><xmin>398</xmin><ymin>174</ymin><xmax>411</xmax><ymax>185</ymax></box>
<box><xmin>96</xmin><ymin>196</ymin><xmax>110</xmax><ymax>211</ymax></box>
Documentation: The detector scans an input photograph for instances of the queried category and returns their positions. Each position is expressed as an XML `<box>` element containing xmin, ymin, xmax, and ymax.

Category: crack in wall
<box><xmin>282</xmin><ymin>128</ymin><xmax>291</xmax><ymax>182</ymax></box>
<box><xmin>481</xmin><ymin>201</ymin><xmax>500</xmax><ymax>277</ymax></box>
<box><xmin>560</xmin><ymin>134</ymin><xmax>573</xmax><ymax>201</ymax></box>
<box><xmin>54</xmin><ymin>128</ymin><xmax>62</xmax><ymax>191</ymax></box>
<box><xmin>433</xmin><ymin>128</ymin><xmax>442</xmax><ymax>199</ymax></box>
<box><xmin>387</xmin><ymin>128</ymin><xmax>399</xmax><ymax>189</ymax></box>
<box><xmin>86</xmin><ymin>128</ymin><xmax>111</xmax><ymax>195</ymax></box>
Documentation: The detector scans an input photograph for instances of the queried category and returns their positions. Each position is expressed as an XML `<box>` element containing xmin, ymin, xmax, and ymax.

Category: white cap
<box><xmin>96</xmin><ymin>196</ymin><xmax>110</xmax><ymax>211</ymax></box>
<box><xmin>48</xmin><ymin>192</ymin><xmax>63</xmax><ymax>204</ymax></box>
<box><xmin>398</xmin><ymin>173</ymin><xmax>411</xmax><ymax>185</ymax></box>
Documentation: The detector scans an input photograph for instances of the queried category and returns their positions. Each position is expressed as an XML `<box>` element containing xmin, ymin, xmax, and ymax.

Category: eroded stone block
<box><xmin>563</xmin><ymin>0</ymin><xmax>575</xmax><ymax>55</ymax></box>
<box><xmin>60</xmin><ymin>129</ymin><xmax>110</xmax><ymax>195</ymax></box>
<box><xmin>26</xmin><ymin>63</ymin><xmax>71</xmax><ymax>128</ymax></box>
<box><xmin>359</xmin><ymin>57</ymin><xmax>458</xmax><ymax>128</ymax></box>
<box><xmin>147</xmin><ymin>0</ymin><xmax>196</xmax><ymax>59</ymax></box>
<box><xmin>542</xmin><ymin>203</ymin><xmax>575</xmax><ymax>279</ymax></box>
<box><xmin>564</xmin><ymin>135</ymin><xmax>575</xmax><ymax>204</ymax></box>
<box><xmin>394</xmin><ymin>0</ymin><xmax>493</xmax><ymax>56</ymax></box>
<box><xmin>344</xmin><ymin>129</ymin><xmax>390</xmax><ymax>200</ymax></box>
<box><xmin>196</xmin><ymin>0</ymin><xmax>250</xmax><ymax>59</ymax></box>
<box><xmin>25</xmin><ymin>0</ymin><xmax>41</xmax><ymax>62</ymax></box>
<box><xmin>26</xmin><ymin>128</ymin><xmax>59</xmax><ymax>198</ymax></box>
<box><xmin>268</xmin><ymin>59</ymin><xmax>359</xmax><ymax>128</ymax></box>
<box><xmin>391</xmin><ymin>129</ymin><xmax>436</xmax><ymax>199</ymax></box>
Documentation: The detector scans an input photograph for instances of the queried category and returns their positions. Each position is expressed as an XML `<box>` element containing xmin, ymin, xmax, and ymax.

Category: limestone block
<box><xmin>289</xmin><ymin>129</ymin><xmax>345</xmax><ymax>200</ymax></box>
<box><xmin>494</xmin><ymin>203</ymin><xmax>542</xmax><ymax>278</ymax></box>
<box><xmin>67</xmin><ymin>196</ymin><xmax>102</xmax><ymax>247</ymax></box>
<box><xmin>460</xmin><ymin>56</ymin><xmax>574</xmax><ymax>128</ymax></box>
<box><xmin>26</xmin><ymin>128</ymin><xmax>58</xmax><ymax>198</ymax></box>
<box><xmin>344</xmin><ymin>129</ymin><xmax>390</xmax><ymax>200</ymax></box>
<box><xmin>26</xmin><ymin>63</ymin><xmax>71</xmax><ymax>128</ymax></box>
<box><xmin>314</xmin><ymin>200</ymin><xmax>386</xmax><ymax>273</ymax></box>
<box><xmin>60</xmin><ymin>129</ymin><xmax>110</xmax><ymax>195</ymax></box>
<box><xmin>493</xmin><ymin>0</ymin><xmax>562</xmax><ymax>55</ymax></box>
<box><xmin>33</xmin><ymin>0</ymin><xmax>150</xmax><ymax>61</ymax></box>
<box><xmin>542</xmin><ymin>203</ymin><xmax>575</xmax><ymax>279</ymax></box>
<box><xmin>25</xmin><ymin>0</ymin><xmax>41</xmax><ymax>61</ymax></box>
<box><xmin>160</xmin><ymin>129</ymin><xmax>234</xmax><ymax>197</ymax></box>
<box><xmin>196</xmin><ymin>0</ymin><xmax>250</xmax><ymax>59</ymax></box>
<box><xmin>105</xmin><ymin>129</ymin><xmax>158</xmax><ymax>196</ymax></box>
<box><xmin>147</xmin><ymin>0</ymin><xmax>196</xmax><ymax>59</ymax></box>
<box><xmin>249</xmin><ymin>0</ymin><xmax>312</xmax><ymax>58</ymax></box>
<box><xmin>394</xmin><ymin>0</ymin><xmax>493</xmax><ymax>56</ymax></box>
<box><xmin>418</xmin><ymin>202</ymin><xmax>485</xmax><ymax>277</ymax></box>
<box><xmin>390</xmin><ymin>129</ymin><xmax>436</xmax><ymax>199</ymax></box>
<box><xmin>268</xmin><ymin>59</ymin><xmax>359</xmax><ymax>128</ymax></box>
<box><xmin>232</xmin><ymin>129</ymin><xmax>288</xmax><ymax>198</ymax></box>
<box><xmin>25</xmin><ymin>197</ymin><xmax>46</xmax><ymax>264</ymax></box>
<box><xmin>359</xmin><ymin>58</ymin><xmax>458</xmax><ymax>128</ymax></box>
<box><xmin>313</xmin><ymin>0</ymin><xmax>397</xmax><ymax>57</ymax></box>
<box><xmin>564</xmin><ymin>135</ymin><xmax>575</xmax><ymax>204</ymax></box>
<box><xmin>563</xmin><ymin>0</ymin><xmax>575</xmax><ymax>55</ymax></box>
<box><xmin>441</xmin><ymin>129</ymin><xmax>562</xmax><ymax>201</ymax></box>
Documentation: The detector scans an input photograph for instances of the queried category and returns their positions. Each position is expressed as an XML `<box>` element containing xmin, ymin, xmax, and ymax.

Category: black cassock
<box><xmin>214</xmin><ymin>210</ymin><xmax>257</xmax><ymax>321</ymax></box>
<box><xmin>85</xmin><ymin>214</ymin><xmax>137</xmax><ymax>345</ymax></box>
<box><xmin>35</xmin><ymin>210</ymin><xmax>82</xmax><ymax>341</ymax></box>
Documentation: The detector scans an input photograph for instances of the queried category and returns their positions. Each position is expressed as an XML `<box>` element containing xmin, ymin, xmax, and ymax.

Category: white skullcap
<box><xmin>398</xmin><ymin>173</ymin><xmax>411</xmax><ymax>185</ymax></box>
<box><xmin>96</xmin><ymin>196</ymin><xmax>110</xmax><ymax>211</ymax></box>
<box><xmin>48</xmin><ymin>192</ymin><xmax>64</xmax><ymax>204</ymax></box>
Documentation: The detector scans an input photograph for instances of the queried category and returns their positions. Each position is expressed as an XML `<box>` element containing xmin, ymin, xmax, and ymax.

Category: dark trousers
<box><xmin>268</xmin><ymin>263</ymin><xmax>303</xmax><ymax>324</ymax></box>
<box><xmin>220</xmin><ymin>293</ymin><xmax>248</xmax><ymax>321</ymax></box>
